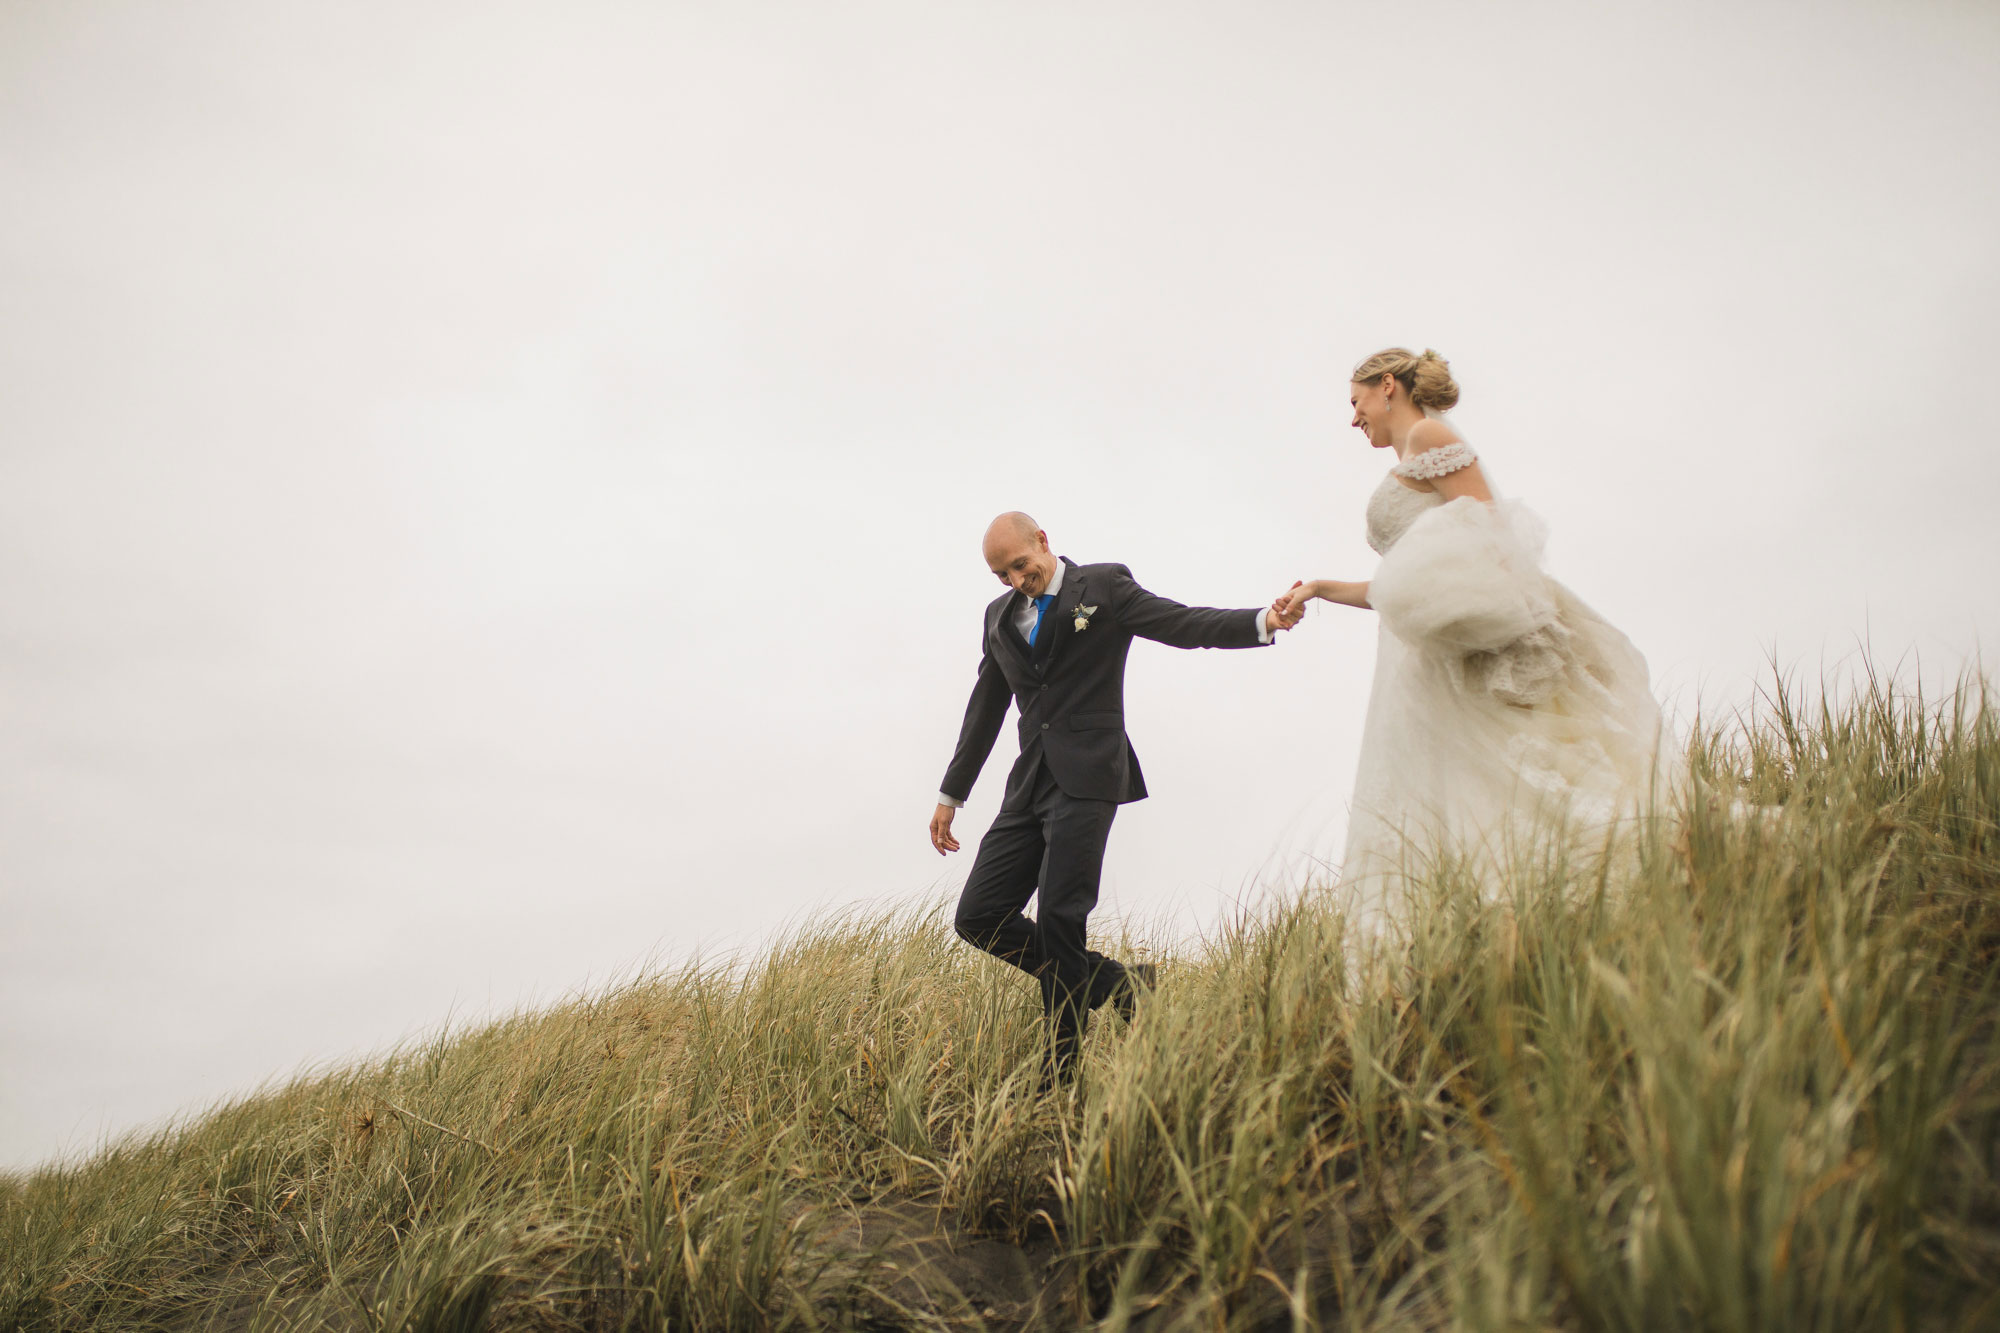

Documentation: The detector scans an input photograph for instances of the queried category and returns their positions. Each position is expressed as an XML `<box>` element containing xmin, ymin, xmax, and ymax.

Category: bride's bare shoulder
<box><xmin>1392</xmin><ymin>423</ymin><xmax>1486</xmax><ymax>496</ymax></box>
<box><xmin>1404</xmin><ymin>418</ymin><xmax>1466</xmax><ymax>452</ymax></box>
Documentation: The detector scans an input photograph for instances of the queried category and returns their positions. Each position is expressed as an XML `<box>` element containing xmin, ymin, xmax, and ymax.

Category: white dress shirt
<box><xmin>1010</xmin><ymin>556</ymin><xmax>1068</xmax><ymax>639</ymax></box>
<box><xmin>937</xmin><ymin>559</ymin><xmax>1273</xmax><ymax>808</ymax></box>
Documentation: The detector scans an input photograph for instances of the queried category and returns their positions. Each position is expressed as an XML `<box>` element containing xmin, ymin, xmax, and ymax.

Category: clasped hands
<box><xmin>1268</xmin><ymin>580</ymin><xmax>1312</xmax><ymax>630</ymax></box>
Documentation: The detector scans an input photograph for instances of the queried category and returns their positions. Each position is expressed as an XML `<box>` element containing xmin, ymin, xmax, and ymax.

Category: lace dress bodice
<box><xmin>1364</xmin><ymin>443</ymin><xmax>1477</xmax><ymax>554</ymax></box>
<box><xmin>1365</xmin><ymin>475</ymin><xmax>1445</xmax><ymax>555</ymax></box>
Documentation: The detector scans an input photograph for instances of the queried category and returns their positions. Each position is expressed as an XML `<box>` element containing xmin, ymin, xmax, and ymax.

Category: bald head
<box><xmin>982</xmin><ymin>511</ymin><xmax>1059</xmax><ymax>598</ymax></box>
<box><xmin>983</xmin><ymin>511</ymin><xmax>1040</xmax><ymax>553</ymax></box>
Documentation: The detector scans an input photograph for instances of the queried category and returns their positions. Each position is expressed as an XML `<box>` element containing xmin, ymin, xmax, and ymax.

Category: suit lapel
<box><xmin>996</xmin><ymin>590</ymin><xmax>1031</xmax><ymax>664</ymax></box>
<box><xmin>1038</xmin><ymin>560</ymin><xmax>1084</xmax><ymax>674</ymax></box>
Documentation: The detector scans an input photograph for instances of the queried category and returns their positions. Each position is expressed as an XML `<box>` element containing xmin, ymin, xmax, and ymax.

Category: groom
<box><xmin>929</xmin><ymin>512</ymin><xmax>1298</xmax><ymax>1083</ymax></box>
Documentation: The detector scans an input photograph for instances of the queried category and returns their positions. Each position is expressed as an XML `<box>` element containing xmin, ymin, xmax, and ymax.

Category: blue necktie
<box><xmin>1027</xmin><ymin>593</ymin><xmax>1056</xmax><ymax>646</ymax></box>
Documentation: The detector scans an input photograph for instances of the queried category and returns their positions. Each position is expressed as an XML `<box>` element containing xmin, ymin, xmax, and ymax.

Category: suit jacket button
<box><xmin>1041</xmin><ymin>723</ymin><xmax>1050</xmax><ymax>730</ymax></box>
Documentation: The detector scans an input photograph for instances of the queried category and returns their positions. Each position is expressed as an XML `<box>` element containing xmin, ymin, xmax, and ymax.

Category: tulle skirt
<box><xmin>1338</xmin><ymin>498</ymin><xmax>1670</xmax><ymax>944</ymax></box>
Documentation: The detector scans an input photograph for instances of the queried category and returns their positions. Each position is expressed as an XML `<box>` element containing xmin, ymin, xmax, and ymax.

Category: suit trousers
<box><xmin>953</xmin><ymin>760</ymin><xmax>1120</xmax><ymax>1072</ymax></box>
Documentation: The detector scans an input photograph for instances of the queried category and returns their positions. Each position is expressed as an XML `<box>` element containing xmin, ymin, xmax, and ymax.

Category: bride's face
<box><xmin>1349</xmin><ymin>378</ymin><xmax>1394</xmax><ymax>448</ymax></box>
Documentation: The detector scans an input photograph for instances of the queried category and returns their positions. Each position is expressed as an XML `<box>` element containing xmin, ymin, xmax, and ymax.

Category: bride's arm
<box><xmin>1426</xmin><ymin>463</ymin><xmax>1492</xmax><ymax>502</ymax></box>
<box><xmin>1273</xmin><ymin>578</ymin><xmax>1370</xmax><ymax>620</ymax></box>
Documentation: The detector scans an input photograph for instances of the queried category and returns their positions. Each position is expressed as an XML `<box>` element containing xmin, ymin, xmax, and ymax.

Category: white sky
<box><xmin>3</xmin><ymin>0</ymin><xmax>1996</xmax><ymax>1171</ymax></box>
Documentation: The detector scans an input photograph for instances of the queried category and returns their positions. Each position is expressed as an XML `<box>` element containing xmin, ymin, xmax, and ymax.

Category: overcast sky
<box><xmin>3</xmin><ymin>0</ymin><xmax>1995</xmax><ymax>1172</ymax></box>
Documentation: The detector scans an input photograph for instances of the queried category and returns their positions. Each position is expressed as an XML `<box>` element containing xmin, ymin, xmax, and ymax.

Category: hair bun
<box><xmin>1351</xmin><ymin>346</ymin><xmax>1460</xmax><ymax>412</ymax></box>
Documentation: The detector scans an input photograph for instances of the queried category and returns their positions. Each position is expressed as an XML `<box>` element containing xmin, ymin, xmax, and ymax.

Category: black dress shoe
<box><xmin>1082</xmin><ymin>960</ymin><xmax>1122</xmax><ymax>1013</ymax></box>
<box><xmin>1106</xmin><ymin>962</ymin><xmax>1157</xmax><ymax>1023</ymax></box>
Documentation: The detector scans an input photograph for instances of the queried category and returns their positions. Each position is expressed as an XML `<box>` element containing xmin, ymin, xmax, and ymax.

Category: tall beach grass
<box><xmin>3</xmin><ymin>665</ymin><xmax>1996</xmax><ymax>1330</ymax></box>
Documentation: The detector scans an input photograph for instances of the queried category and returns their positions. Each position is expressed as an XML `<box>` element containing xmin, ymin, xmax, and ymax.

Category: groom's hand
<box><xmin>1264</xmin><ymin>586</ymin><xmax>1305</xmax><ymax>634</ymax></box>
<box><xmin>929</xmin><ymin>803</ymin><xmax>961</xmax><ymax>855</ymax></box>
<box><xmin>1270</xmin><ymin>580</ymin><xmax>1310</xmax><ymax>628</ymax></box>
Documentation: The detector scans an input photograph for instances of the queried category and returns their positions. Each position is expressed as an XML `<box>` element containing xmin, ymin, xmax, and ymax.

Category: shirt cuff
<box><xmin>1254</xmin><ymin>607</ymin><xmax>1275</xmax><ymax>645</ymax></box>
<box><xmin>938</xmin><ymin>792</ymin><xmax>965</xmax><ymax>809</ymax></box>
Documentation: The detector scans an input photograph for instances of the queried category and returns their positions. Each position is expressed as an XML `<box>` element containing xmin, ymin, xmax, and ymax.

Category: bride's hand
<box><xmin>1272</xmin><ymin>580</ymin><xmax>1315</xmax><ymax>624</ymax></box>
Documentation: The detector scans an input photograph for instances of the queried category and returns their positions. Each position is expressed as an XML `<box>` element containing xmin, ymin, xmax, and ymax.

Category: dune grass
<box><xmin>3</xmin><ymin>666</ymin><xmax>1997</xmax><ymax>1331</ymax></box>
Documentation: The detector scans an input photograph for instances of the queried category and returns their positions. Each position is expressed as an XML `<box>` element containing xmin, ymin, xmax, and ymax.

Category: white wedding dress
<box><xmin>1339</xmin><ymin>439</ymin><xmax>1668</xmax><ymax>941</ymax></box>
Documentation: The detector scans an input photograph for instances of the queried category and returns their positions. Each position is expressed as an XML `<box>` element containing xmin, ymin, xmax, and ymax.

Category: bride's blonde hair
<box><xmin>1352</xmin><ymin>347</ymin><xmax>1459</xmax><ymax>412</ymax></box>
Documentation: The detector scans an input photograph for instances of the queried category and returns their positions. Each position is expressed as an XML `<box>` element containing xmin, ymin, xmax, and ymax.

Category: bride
<box><xmin>1273</xmin><ymin>348</ymin><xmax>1668</xmax><ymax>938</ymax></box>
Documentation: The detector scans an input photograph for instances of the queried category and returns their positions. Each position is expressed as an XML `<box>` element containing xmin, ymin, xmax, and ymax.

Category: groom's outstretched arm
<box><xmin>939</xmin><ymin>645</ymin><xmax>1010</xmax><ymax>806</ymax></box>
<box><xmin>1109</xmin><ymin>565</ymin><xmax>1278</xmax><ymax>650</ymax></box>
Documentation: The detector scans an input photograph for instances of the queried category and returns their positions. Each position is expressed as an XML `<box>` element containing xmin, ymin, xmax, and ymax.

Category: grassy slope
<box><xmin>3</xmin><ymin>672</ymin><xmax>1997</xmax><ymax>1332</ymax></box>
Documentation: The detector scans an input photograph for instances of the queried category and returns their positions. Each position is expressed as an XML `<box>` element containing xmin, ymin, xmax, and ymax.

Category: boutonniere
<box><xmin>1071</xmin><ymin>604</ymin><xmax>1098</xmax><ymax>633</ymax></box>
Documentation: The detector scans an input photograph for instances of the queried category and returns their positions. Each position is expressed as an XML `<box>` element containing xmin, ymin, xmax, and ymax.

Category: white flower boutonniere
<box><xmin>1072</xmin><ymin>604</ymin><xmax>1098</xmax><ymax>633</ymax></box>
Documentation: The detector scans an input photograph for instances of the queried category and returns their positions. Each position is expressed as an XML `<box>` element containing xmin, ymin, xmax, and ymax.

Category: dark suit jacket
<box><xmin>939</xmin><ymin>558</ymin><xmax>1269</xmax><ymax>808</ymax></box>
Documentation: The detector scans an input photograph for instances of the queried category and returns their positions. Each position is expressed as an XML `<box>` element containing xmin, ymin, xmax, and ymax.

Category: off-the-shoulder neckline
<box><xmin>1392</xmin><ymin>440</ymin><xmax>1478</xmax><ymax>479</ymax></box>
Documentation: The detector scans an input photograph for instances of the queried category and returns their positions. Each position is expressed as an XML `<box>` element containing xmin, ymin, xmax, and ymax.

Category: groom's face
<box><xmin>986</xmin><ymin>530</ymin><xmax>1057</xmax><ymax>597</ymax></box>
